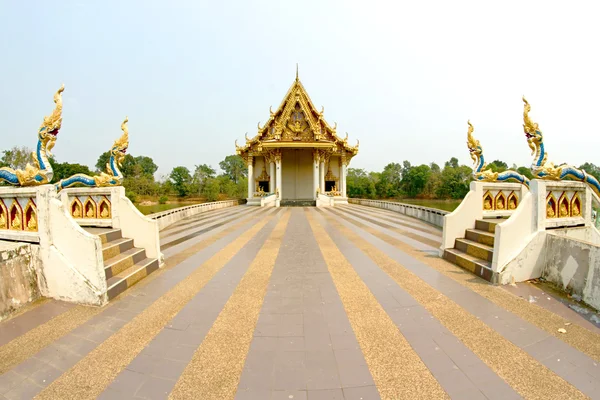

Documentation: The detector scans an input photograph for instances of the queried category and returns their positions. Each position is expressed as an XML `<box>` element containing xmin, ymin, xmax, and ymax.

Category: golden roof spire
<box><xmin>296</xmin><ymin>63</ymin><xmax>299</xmax><ymax>81</ymax></box>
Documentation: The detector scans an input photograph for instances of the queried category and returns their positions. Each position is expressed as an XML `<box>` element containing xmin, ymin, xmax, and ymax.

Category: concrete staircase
<box><xmin>280</xmin><ymin>199</ymin><xmax>317</xmax><ymax>207</ymax></box>
<box><xmin>85</xmin><ymin>228</ymin><xmax>160</xmax><ymax>300</ymax></box>
<box><xmin>442</xmin><ymin>219</ymin><xmax>498</xmax><ymax>282</ymax></box>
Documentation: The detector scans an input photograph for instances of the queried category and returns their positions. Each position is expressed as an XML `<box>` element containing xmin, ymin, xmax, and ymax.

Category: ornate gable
<box><xmin>236</xmin><ymin>71</ymin><xmax>359</xmax><ymax>162</ymax></box>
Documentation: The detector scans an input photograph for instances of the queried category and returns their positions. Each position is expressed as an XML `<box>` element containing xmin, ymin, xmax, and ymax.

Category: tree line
<box><xmin>0</xmin><ymin>146</ymin><xmax>249</xmax><ymax>203</ymax></box>
<box><xmin>346</xmin><ymin>157</ymin><xmax>600</xmax><ymax>200</ymax></box>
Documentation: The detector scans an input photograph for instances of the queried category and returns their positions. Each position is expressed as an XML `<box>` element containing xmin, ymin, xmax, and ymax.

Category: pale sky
<box><xmin>1</xmin><ymin>1</ymin><xmax>599</xmax><ymax>178</ymax></box>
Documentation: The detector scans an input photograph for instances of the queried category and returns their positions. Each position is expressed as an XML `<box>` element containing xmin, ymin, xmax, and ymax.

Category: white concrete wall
<box><xmin>150</xmin><ymin>200</ymin><xmax>242</xmax><ymax>229</ymax></box>
<box><xmin>0</xmin><ymin>242</ymin><xmax>41</xmax><ymax>321</ymax></box>
<box><xmin>347</xmin><ymin>198</ymin><xmax>448</xmax><ymax>227</ymax></box>
<box><xmin>440</xmin><ymin>182</ymin><xmax>483</xmax><ymax>254</ymax></box>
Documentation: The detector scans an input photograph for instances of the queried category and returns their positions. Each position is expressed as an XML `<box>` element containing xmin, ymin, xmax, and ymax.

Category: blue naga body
<box><xmin>55</xmin><ymin>117</ymin><xmax>129</xmax><ymax>190</ymax></box>
<box><xmin>466</xmin><ymin>121</ymin><xmax>529</xmax><ymax>187</ymax></box>
<box><xmin>522</xmin><ymin>98</ymin><xmax>600</xmax><ymax>196</ymax></box>
<box><xmin>0</xmin><ymin>86</ymin><xmax>64</xmax><ymax>186</ymax></box>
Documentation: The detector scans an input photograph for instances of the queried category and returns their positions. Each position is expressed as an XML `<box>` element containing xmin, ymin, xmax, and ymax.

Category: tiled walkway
<box><xmin>1</xmin><ymin>205</ymin><xmax>599</xmax><ymax>399</ymax></box>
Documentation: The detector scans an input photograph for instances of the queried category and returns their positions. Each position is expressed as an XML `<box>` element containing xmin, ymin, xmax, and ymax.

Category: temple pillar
<box><xmin>247</xmin><ymin>156</ymin><xmax>254</xmax><ymax>199</ymax></box>
<box><xmin>276</xmin><ymin>157</ymin><xmax>282</xmax><ymax>199</ymax></box>
<box><xmin>313</xmin><ymin>151</ymin><xmax>320</xmax><ymax>199</ymax></box>
<box><xmin>319</xmin><ymin>161</ymin><xmax>325</xmax><ymax>193</ymax></box>
<box><xmin>269</xmin><ymin>162</ymin><xmax>275</xmax><ymax>194</ymax></box>
<box><xmin>342</xmin><ymin>163</ymin><xmax>347</xmax><ymax>197</ymax></box>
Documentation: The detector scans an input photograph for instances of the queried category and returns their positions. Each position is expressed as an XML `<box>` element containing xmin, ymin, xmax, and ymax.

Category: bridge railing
<box><xmin>149</xmin><ymin>199</ymin><xmax>244</xmax><ymax>230</ymax></box>
<box><xmin>348</xmin><ymin>198</ymin><xmax>448</xmax><ymax>227</ymax></box>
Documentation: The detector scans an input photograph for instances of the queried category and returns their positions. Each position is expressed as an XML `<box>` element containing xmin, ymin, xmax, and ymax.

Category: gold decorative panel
<box><xmin>83</xmin><ymin>197</ymin><xmax>97</xmax><ymax>219</ymax></box>
<box><xmin>494</xmin><ymin>192</ymin><xmax>507</xmax><ymax>211</ymax></box>
<box><xmin>483</xmin><ymin>191</ymin><xmax>493</xmax><ymax>211</ymax></box>
<box><xmin>0</xmin><ymin>199</ymin><xmax>7</xmax><ymax>230</ymax></box>
<box><xmin>546</xmin><ymin>193</ymin><xmax>558</xmax><ymax>218</ymax></box>
<box><xmin>71</xmin><ymin>197</ymin><xmax>83</xmax><ymax>218</ymax></box>
<box><xmin>570</xmin><ymin>193</ymin><xmax>582</xmax><ymax>217</ymax></box>
<box><xmin>558</xmin><ymin>192</ymin><xmax>570</xmax><ymax>218</ymax></box>
<box><xmin>98</xmin><ymin>196</ymin><xmax>111</xmax><ymax>219</ymax></box>
<box><xmin>23</xmin><ymin>199</ymin><xmax>38</xmax><ymax>232</ymax></box>
<box><xmin>507</xmin><ymin>191</ymin><xmax>518</xmax><ymax>210</ymax></box>
<box><xmin>9</xmin><ymin>201</ymin><xmax>23</xmax><ymax>230</ymax></box>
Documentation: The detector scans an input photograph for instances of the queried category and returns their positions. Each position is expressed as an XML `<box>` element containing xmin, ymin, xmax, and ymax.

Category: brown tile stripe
<box><xmin>169</xmin><ymin>211</ymin><xmax>291</xmax><ymax>400</ymax></box>
<box><xmin>0</xmin><ymin>207</ymin><xmax>269</xmax><ymax>376</ymax></box>
<box><xmin>113</xmin><ymin>208</ymin><xmax>272</xmax><ymax>298</ymax></box>
<box><xmin>319</xmin><ymin>209</ymin><xmax>588</xmax><ymax>399</ymax></box>
<box><xmin>338</xmin><ymin>206</ymin><xmax>442</xmax><ymax>248</ymax></box>
<box><xmin>305</xmin><ymin>210</ymin><xmax>448</xmax><ymax>400</ymax></box>
<box><xmin>346</xmin><ymin>203</ymin><xmax>443</xmax><ymax>237</ymax></box>
<box><xmin>159</xmin><ymin>206</ymin><xmax>247</xmax><ymax>235</ymax></box>
<box><xmin>0</xmin><ymin>305</ymin><xmax>105</xmax><ymax>374</ymax></box>
<box><xmin>34</xmin><ymin>211</ymin><xmax>279</xmax><ymax>400</ymax></box>
<box><xmin>331</xmin><ymin>207</ymin><xmax>600</xmax><ymax>362</ymax></box>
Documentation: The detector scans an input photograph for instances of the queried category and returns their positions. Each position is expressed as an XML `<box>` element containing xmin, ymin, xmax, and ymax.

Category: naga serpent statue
<box><xmin>467</xmin><ymin>120</ymin><xmax>529</xmax><ymax>187</ymax></box>
<box><xmin>0</xmin><ymin>84</ymin><xmax>64</xmax><ymax>186</ymax></box>
<box><xmin>522</xmin><ymin>97</ymin><xmax>600</xmax><ymax>196</ymax></box>
<box><xmin>55</xmin><ymin>117</ymin><xmax>129</xmax><ymax>190</ymax></box>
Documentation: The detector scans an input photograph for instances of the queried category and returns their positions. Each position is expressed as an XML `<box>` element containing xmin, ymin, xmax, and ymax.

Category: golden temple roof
<box><xmin>235</xmin><ymin>72</ymin><xmax>359</xmax><ymax>160</ymax></box>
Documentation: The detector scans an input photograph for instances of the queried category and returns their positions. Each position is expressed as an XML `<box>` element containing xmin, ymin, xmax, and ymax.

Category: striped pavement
<box><xmin>0</xmin><ymin>205</ymin><xmax>599</xmax><ymax>399</ymax></box>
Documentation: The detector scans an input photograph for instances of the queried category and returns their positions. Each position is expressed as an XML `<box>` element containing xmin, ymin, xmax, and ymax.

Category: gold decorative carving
<box><xmin>24</xmin><ymin>199</ymin><xmax>38</xmax><ymax>232</ymax></box>
<box><xmin>558</xmin><ymin>192</ymin><xmax>570</xmax><ymax>218</ymax></box>
<box><xmin>546</xmin><ymin>193</ymin><xmax>557</xmax><ymax>218</ymax></box>
<box><xmin>324</xmin><ymin>166</ymin><xmax>337</xmax><ymax>183</ymax></box>
<box><xmin>483</xmin><ymin>191</ymin><xmax>493</xmax><ymax>210</ymax></box>
<box><xmin>0</xmin><ymin>200</ymin><xmax>7</xmax><ymax>229</ymax></box>
<box><xmin>255</xmin><ymin>164</ymin><xmax>270</xmax><ymax>182</ymax></box>
<box><xmin>9</xmin><ymin>201</ymin><xmax>23</xmax><ymax>230</ymax></box>
<box><xmin>494</xmin><ymin>191</ymin><xmax>506</xmax><ymax>210</ymax></box>
<box><xmin>571</xmin><ymin>193</ymin><xmax>582</xmax><ymax>217</ymax></box>
<box><xmin>99</xmin><ymin>196</ymin><xmax>111</xmax><ymax>219</ymax></box>
<box><xmin>507</xmin><ymin>191</ymin><xmax>518</xmax><ymax>210</ymax></box>
<box><xmin>83</xmin><ymin>197</ymin><xmax>97</xmax><ymax>219</ymax></box>
<box><xmin>70</xmin><ymin>197</ymin><xmax>83</xmax><ymax>218</ymax></box>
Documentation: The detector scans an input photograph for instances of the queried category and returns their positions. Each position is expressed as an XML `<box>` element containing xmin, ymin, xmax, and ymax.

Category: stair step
<box><xmin>475</xmin><ymin>219</ymin><xmax>501</xmax><ymax>233</ymax></box>
<box><xmin>455</xmin><ymin>238</ymin><xmax>494</xmax><ymax>262</ymax></box>
<box><xmin>83</xmin><ymin>228</ymin><xmax>122</xmax><ymax>244</ymax></box>
<box><xmin>443</xmin><ymin>248</ymin><xmax>494</xmax><ymax>282</ymax></box>
<box><xmin>104</xmin><ymin>248</ymin><xmax>147</xmax><ymax>279</ymax></box>
<box><xmin>465</xmin><ymin>229</ymin><xmax>495</xmax><ymax>246</ymax></box>
<box><xmin>280</xmin><ymin>200</ymin><xmax>317</xmax><ymax>207</ymax></box>
<box><xmin>106</xmin><ymin>258</ymin><xmax>160</xmax><ymax>300</ymax></box>
<box><xmin>102</xmin><ymin>238</ymin><xmax>134</xmax><ymax>260</ymax></box>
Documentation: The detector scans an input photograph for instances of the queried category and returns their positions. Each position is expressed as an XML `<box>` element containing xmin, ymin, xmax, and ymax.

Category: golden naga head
<box><xmin>39</xmin><ymin>84</ymin><xmax>65</xmax><ymax>155</ymax></box>
<box><xmin>111</xmin><ymin>116</ymin><xmax>129</xmax><ymax>166</ymax></box>
<box><xmin>466</xmin><ymin>120</ymin><xmax>482</xmax><ymax>164</ymax></box>
<box><xmin>522</xmin><ymin>96</ymin><xmax>542</xmax><ymax>154</ymax></box>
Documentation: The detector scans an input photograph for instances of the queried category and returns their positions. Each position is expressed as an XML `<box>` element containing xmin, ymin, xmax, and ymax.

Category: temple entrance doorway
<box><xmin>281</xmin><ymin>149</ymin><xmax>313</xmax><ymax>200</ymax></box>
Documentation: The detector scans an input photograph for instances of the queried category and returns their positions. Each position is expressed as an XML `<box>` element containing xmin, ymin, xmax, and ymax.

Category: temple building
<box><xmin>235</xmin><ymin>70</ymin><xmax>359</xmax><ymax>206</ymax></box>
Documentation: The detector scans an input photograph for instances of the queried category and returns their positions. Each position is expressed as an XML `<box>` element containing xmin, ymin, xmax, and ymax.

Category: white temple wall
<box><xmin>282</xmin><ymin>149</ymin><xmax>313</xmax><ymax>200</ymax></box>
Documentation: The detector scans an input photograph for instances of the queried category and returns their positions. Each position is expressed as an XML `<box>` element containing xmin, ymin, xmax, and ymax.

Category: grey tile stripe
<box><xmin>160</xmin><ymin>206</ymin><xmax>255</xmax><ymax>240</ymax></box>
<box><xmin>312</xmin><ymin>208</ymin><xmax>520</xmax><ymax>400</ymax></box>
<box><xmin>0</xmin><ymin>208</ymin><xmax>279</xmax><ymax>399</ymax></box>
<box><xmin>160</xmin><ymin>205</ymin><xmax>247</xmax><ymax>234</ymax></box>
<box><xmin>339</xmin><ymin>205</ymin><xmax>443</xmax><ymax>243</ymax></box>
<box><xmin>160</xmin><ymin>206</ymin><xmax>259</xmax><ymax>246</ymax></box>
<box><xmin>161</xmin><ymin>207</ymin><xmax>271</xmax><ymax>259</ymax></box>
<box><xmin>0</xmin><ymin>301</ymin><xmax>73</xmax><ymax>347</ymax></box>
<box><xmin>98</xmin><ymin>209</ymin><xmax>287</xmax><ymax>399</ymax></box>
<box><xmin>236</xmin><ymin>209</ymin><xmax>378</xmax><ymax>400</ymax></box>
<box><xmin>324</xmin><ymin>206</ymin><xmax>600</xmax><ymax>396</ymax></box>
<box><xmin>343</xmin><ymin>203</ymin><xmax>443</xmax><ymax>236</ymax></box>
<box><xmin>329</xmin><ymin>207</ymin><xmax>437</xmax><ymax>253</ymax></box>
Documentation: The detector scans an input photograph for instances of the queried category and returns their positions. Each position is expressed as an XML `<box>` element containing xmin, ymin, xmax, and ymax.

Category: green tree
<box><xmin>346</xmin><ymin>168</ymin><xmax>376</xmax><ymax>198</ymax></box>
<box><xmin>219</xmin><ymin>155</ymin><xmax>247</xmax><ymax>183</ymax></box>
<box><xmin>580</xmin><ymin>162</ymin><xmax>600</xmax><ymax>181</ymax></box>
<box><xmin>436</xmin><ymin>158</ymin><xmax>472</xmax><ymax>199</ymax></box>
<box><xmin>376</xmin><ymin>163</ymin><xmax>402</xmax><ymax>198</ymax></box>
<box><xmin>194</xmin><ymin>164</ymin><xmax>216</xmax><ymax>186</ymax></box>
<box><xmin>487</xmin><ymin>160</ymin><xmax>508</xmax><ymax>173</ymax></box>
<box><xmin>216</xmin><ymin>174</ymin><xmax>237</xmax><ymax>198</ymax></box>
<box><xmin>517</xmin><ymin>166</ymin><xmax>534</xmax><ymax>180</ymax></box>
<box><xmin>401</xmin><ymin>164</ymin><xmax>431</xmax><ymax>198</ymax></box>
<box><xmin>169</xmin><ymin>166</ymin><xmax>192</xmax><ymax>197</ymax></box>
<box><xmin>1</xmin><ymin>146</ymin><xmax>33</xmax><ymax>169</ymax></box>
<box><xmin>135</xmin><ymin>156</ymin><xmax>158</xmax><ymax>177</ymax></box>
<box><xmin>49</xmin><ymin>158</ymin><xmax>94</xmax><ymax>182</ymax></box>
<box><xmin>202</xmin><ymin>177</ymin><xmax>221</xmax><ymax>202</ymax></box>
